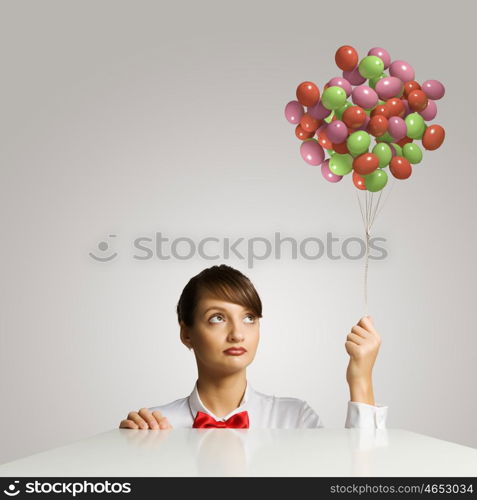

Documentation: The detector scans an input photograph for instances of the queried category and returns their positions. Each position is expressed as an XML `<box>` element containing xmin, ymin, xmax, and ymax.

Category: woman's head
<box><xmin>176</xmin><ymin>264</ymin><xmax>262</xmax><ymax>376</ymax></box>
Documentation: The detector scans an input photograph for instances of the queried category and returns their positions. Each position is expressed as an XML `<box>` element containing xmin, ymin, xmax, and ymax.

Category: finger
<box><xmin>351</xmin><ymin>325</ymin><xmax>370</xmax><ymax>338</ymax></box>
<box><xmin>152</xmin><ymin>412</ymin><xmax>172</xmax><ymax>430</ymax></box>
<box><xmin>159</xmin><ymin>418</ymin><xmax>171</xmax><ymax>430</ymax></box>
<box><xmin>138</xmin><ymin>408</ymin><xmax>159</xmax><ymax>429</ymax></box>
<box><xmin>358</xmin><ymin>316</ymin><xmax>378</xmax><ymax>336</ymax></box>
<box><xmin>151</xmin><ymin>411</ymin><xmax>164</xmax><ymax>426</ymax></box>
<box><xmin>127</xmin><ymin>411</ymin><xmax>149</xmax><ymax>430</ymax></box>
<box><xmin>345</xmin><ymin>340</ymin><xmax>360</xmax><ymax>357</ymax></box>
<box><xmin>119</xmin><ymin>419</ymin><xmax>139</xmax><ymax>430</ymax></box>
<box><xmin>347</xmin><ymin>332</ymin><xmax>364</xmax><ymax>345</ymax></box>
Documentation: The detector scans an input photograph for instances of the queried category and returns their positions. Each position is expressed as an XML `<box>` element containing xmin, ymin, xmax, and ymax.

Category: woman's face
<box><xmin>181</xmin><ymin>293</ymin><xmax>260</xmax><ymax>376</ymax></box>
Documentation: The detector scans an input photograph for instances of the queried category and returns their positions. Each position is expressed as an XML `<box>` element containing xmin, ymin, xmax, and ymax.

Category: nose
<box><xmin>227</xmin><ymin>318</ymin><xmax>245</xmax><ymax>343</ymax></box>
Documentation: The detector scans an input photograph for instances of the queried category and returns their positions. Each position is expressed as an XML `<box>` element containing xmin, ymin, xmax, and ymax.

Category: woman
<box><xmin>119</xmin><ymin>264</ymin><xmax>387</xmax><ymax>430</ymax></box>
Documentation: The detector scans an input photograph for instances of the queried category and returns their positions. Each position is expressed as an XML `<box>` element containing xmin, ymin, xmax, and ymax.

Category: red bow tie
<box><xmin>192</xmin><ymin>410</ymin><xmax>249</xmax><ymax>429</ymax></box>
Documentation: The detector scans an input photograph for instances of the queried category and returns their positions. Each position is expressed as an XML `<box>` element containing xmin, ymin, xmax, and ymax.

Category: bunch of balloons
<box><xmin>284</xmin><ymin>45</ymin><xmax>446</xmax><ymax>192</ymax></box>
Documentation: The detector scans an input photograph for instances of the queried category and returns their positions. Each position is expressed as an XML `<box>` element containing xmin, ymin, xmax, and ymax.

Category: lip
<box><xmin>223</xmin><ymin>347</ymin><xmax>247</xmax><ymax>356</ymax></box>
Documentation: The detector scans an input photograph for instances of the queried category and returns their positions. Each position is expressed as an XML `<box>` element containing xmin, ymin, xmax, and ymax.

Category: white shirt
<box><xmin>148</xmin><ymin>380</ymin><xmax>388</xmax><ymax>429</ymax></box>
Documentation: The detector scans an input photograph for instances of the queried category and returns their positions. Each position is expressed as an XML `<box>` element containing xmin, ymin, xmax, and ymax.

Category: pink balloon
<box><xmin>300</xmin><ymin>140</ymin><xmax>325</xmax><ymax>166</ymax></box>
<box><xmin>368</xmin><ymin>47</ymin><xmax>391</xmax><ymax>69</ymax></box>
<box><xmin>389</xmin><ymin>144</ymin><xmax>399</xmax><ymax>157</ymax></box>
<box><xmin>321</xmin><ymin>159</ymin><xmax>343</xmax><ymax>183</ymax></box>
<box><xmin>315</xmin><ymin>122</ymin><xmax>328</xmax><ymax>139</ymax></box>
<box><xmin>307</xmin><ymin>100</ymin><xmax>330</xmax><ymax>120</ymax></box>
<box><xmin>315</xmin><ymin>123</ymin><xmax>327</xmax><ymax>137</ymax></box>
<box><xmin>388</xmin><ymin>116</ymin><xmax>407</xmax><ymax>140</ymax></box>
<box><xmin>375</xmin><ymin>77</ymin><xmax>403</xmax><ymax>100</ymax></box>
<box><xmin>389</xmin><ymin>60</ymin><xmax>415</xmax><ymax>82</ymax></box>
<box><xmin>401</xmin><ymin>98</ymin><xmax>411</xmax><ymax>116</ymax></box>
<box><xmin>419</xmin><ymin>99</ymin><xmax>437</xmax><ymax>121</ymax></box>
<box><xmin>421</xmin><ymin>80</ymin><xmax>445</xmax><ymax>100</ymax></box>
<box><xmin>356</xmin><ymin>114</ymin><xmax>370</xmax><ymax>132</ymax></box>
<box><xmin>327</xmin><ymin>77</ymin><xmax>352</xmax><ymax>97</ymax></box>
<box><xmin>284</xmin><ymin>100</ymin><xmax>304</xmax><ymax>124</ymax></box>
<box><xmin>352</xmin><ymin>85</ymin><xmax>378</xmax><ymax>109</ymax></box>
<box><xmin>342</xmin><ymin>67</ymin><xmax>366</xmax><ymax>86</ymax></box>
<box><xmin>326</xmin><ymin>120</ymin><xmax>348</xmax><ymax>143</ymax></box>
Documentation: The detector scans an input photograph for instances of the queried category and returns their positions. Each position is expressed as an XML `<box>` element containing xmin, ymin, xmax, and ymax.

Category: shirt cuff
<box><xmin>344</xmin><ymin>400</ymin><xmax>388</xmax><ymax>429</ymax></box>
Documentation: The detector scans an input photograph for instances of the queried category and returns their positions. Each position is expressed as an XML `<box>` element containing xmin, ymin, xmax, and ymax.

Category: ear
<box><xmin>179</xmin><ymin>321</ymin><xmax>193</xmax><ymax>350</ymax></box>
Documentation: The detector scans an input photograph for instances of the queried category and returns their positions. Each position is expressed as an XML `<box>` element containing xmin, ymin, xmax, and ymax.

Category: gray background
<box><xmin>1</xmin><ymin>0</ymin><xmax>476</xmax><ymax>464</ymax></box>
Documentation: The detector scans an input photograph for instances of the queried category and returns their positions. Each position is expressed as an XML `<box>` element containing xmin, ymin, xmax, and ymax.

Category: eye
<box><xmin>209</xmin><ymin>314</ymin><xmax>224</xmax><ymax>323</ymax></box>
<box><xmin>244</xmin><ymin>314</ymin><xmax>255</xmax><ymax>323</ymax></box>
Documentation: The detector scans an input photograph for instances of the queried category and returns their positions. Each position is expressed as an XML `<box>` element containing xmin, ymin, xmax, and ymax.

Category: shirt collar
<box><xmin>188</xmin><ymin>380</ymin><xmax>251</xmax><ymax>421</ymax></box>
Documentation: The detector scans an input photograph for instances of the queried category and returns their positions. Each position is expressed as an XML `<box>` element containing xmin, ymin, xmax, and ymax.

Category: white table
<box><xmin>0</xmin><ymin>429</ymin><xmax>476</xmax><ymax>477</ymax></box>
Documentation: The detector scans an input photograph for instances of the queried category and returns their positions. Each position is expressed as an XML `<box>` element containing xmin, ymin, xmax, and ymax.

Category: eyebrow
<box><xmin>203</xmin><ymin>306</ymin><xmax>227</xmax><ymax>316</ymax></box>
<box><xmin>202</xmin><ymin>306</ymin><xmax>248</xmax><ymax>316</ymax></box>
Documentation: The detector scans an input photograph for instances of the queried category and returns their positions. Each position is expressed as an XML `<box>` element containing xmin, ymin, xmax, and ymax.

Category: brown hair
<box><xmin>176</xmin><ymin>264</ymin><xmax>263</xmax><ymax>327</ymax></box>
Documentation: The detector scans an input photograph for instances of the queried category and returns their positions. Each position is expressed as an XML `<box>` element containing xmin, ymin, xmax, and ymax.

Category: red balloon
<box><xmin>396</xmin><ymin>136</ymin><xmax>413</xmax><ymax>147</ymax></box>
<box><xmin>422</xmin><ymin>124</ymin><xmax>445</xmax><ymax>150</ymax></box>
<box><xmin>385</xmin><ymin>98</ymin><xmax>405</xmax><ymax>117</ymax></box>
<box><xmin>389</xmin><ymin>156</ymin><xmax>412</xmax><ymax>179</ymax></box>
<box><xmin>296</xmin><ymin>81</ymin><xmax>320</xmax><ymax>107</ymax></box>
<box><xmin>367</xmin><ymin>115</ymin><xmax>388</xmax><ymax>137</ymax></box>
<box><xmin>408</xmin><ymin>90</ymin><xmax>428</xmax><ymax>112</ymax></box>
<box><xmin>317</xmin><ymin>129</ymin><xmax>333</xmax><ymax>149</ymax></box>
<box><xmin>300</xmin><ymin>114</ymin><xmax>322</xmax><ymax>133</ymax></box>
<box><xmin>353</xmin><ymin>153</ymin><xmax>380</xmax><ymax>175</ymax></box>
<box><xmin>333</xmin><ymin>141</ymin><xmax>350</xmax><ymax>154</ymax></box>
<box><xmin>335</xmin><ymin>45</ymin><xmax>359</xmax><ymax>71</ymax></box>
<box><xmin>353</xmin><ymin>171</ymin><xmax>366</xmax><ymax>190</ymax></box>
<box><xmin>343</xmin><ymin>105</ymin><xmax>367</xmax><ymax>129</ymax></box>
<box><xmin>403</xmin><ymin>80</ymin><xmax>421</xmax><ymax>99</ymax></box>
<box><xmin>295</xmin><ymin>124</ymin><xmax>314</xmax><ymax>140</ymax></box>
<box><xmin>371</xmin><ymin>104</ymin><xmax>391</xmax><ymax>119</ymax></box>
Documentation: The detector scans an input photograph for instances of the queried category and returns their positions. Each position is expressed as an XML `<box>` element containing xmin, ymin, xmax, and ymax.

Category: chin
<box><xmin>218</xmin><ymin>355</ymin><xmax>252</xmax><ymax>371</ymax></box>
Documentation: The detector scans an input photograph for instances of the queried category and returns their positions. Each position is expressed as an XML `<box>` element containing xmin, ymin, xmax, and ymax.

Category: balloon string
<box><xmin>356</xmin><ymin>191</ymin><xmax>369</xmax><ymax>317</ymax></box>
<box><xmin>356</xmin><ymin>182</ymin><xmax>392</xmax><ymax>317</ymax></box>
<box><xmin>364</xmin><ymin>227</ymin><xmax>370</xmax><ymax>317</ymax></box>
<box><xmin>372</xmin><ymin>173</ymin><xmax>396</xmax><ymax>224</ymax></box>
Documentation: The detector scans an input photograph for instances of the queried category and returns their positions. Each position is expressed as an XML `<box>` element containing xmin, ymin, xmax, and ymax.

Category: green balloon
<box><xmin>347</xmin><ymin>131</ymin><xmax>371</xmax><ymax>156</ymax></box>
<box><xmin>324</xmin><ymin>111</ymin><xmax>334</xmax><ymax>123</ymax></box>
<box><xmin>403</xmin><ymin>143</ymin><xmax>423</xmax><ymax>164</ymax></box>
<box><xmin>365</xmin><ymin>169</ymin><xmax>388</xmax><ymax>192</ymax></box>
<box><xmin>405</xmin><ymin>112</ymin><xmax>427</xmax><ymax>140</ymax></box>
<box><xmin>378</xmin><ymin>99</ymin><xmax>386</xmax><ymax>105</ymax></box>
<box><xmin>369</xmin><ymin>72</ymin><xmax>386</xmax><ymax>89</ymax></box>
<box><xmin>358</xmin><ymin>56</ymin><xmax>384</xmax><ymax>79</ymax></box>
<box><xmin>329</xmin><ymin>153</ymin><xmax>353</xmax><ymax>175</ymax></box>
<box><xmin>377</xmin><ymin>131</ymin><xmax>394</xmax><ymax>143</ymax></box>
<box><xmin>372</xmin><ymin>143</ymin><xmax>392</xmax><ymax>168</ymax></box>
<box><xmin>326</xmin><ymin>148</ymin><xmax>335</xmax><ymax>156</ymax></box>
<box><xmin>321</xmin><ymin>86</ymin><xmax>347</xmax><ymax>110</ymax></box>
<box><xmin>334</xmin><ymin>101</ymin><xmax>352</xmax><ymax>120</ymax></box>
<box><xmin>391</xmin><ymin>143</ymin><xmax>402</xmax><ymax>157</ymax></box>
